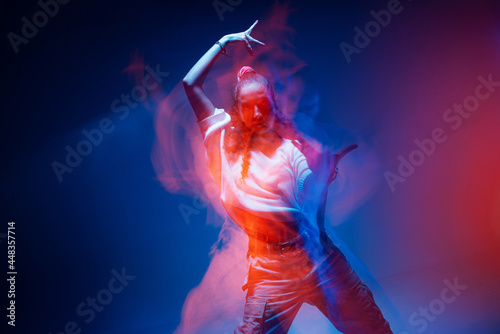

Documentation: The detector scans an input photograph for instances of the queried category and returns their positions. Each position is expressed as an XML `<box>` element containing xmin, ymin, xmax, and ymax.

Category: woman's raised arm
<box><xmin>182</xmin><ymin>20</ymin><xmax>265</xmax><ymax>122</ymax></box>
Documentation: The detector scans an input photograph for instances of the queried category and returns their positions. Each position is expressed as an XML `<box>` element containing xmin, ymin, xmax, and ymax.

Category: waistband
<box><xmin>248</xmin><ymin>233</ymin><xmax>305</xmax><ymax>256</ymax></box>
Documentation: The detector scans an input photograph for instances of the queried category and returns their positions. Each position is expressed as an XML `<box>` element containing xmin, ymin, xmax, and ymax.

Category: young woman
<box><xmin>182</xmin><ymin>20</ymin><xmax>393</xmax><ymax>334</ymax></box>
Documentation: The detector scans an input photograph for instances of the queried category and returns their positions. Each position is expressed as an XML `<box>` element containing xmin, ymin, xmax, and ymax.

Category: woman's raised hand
<box><xmin>223</xmin><ymin>20</ymin><xmax>265</xmax><ymax>56</ymax></box>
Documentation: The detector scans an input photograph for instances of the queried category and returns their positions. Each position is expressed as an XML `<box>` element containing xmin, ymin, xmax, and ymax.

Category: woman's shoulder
<box><xmin>197</xmin><ymin>107</ymin><xmax>232</xmax><ymax>137</ymax></box>
<box><xmin>279</xmin><ymin>138</ymin><xmax>306</xmax><ymax>162</ymax></box>
<box><xmin>281</xmin><ymin>137</ymin><xmax>306</xmax><ymax>153</ymax></box>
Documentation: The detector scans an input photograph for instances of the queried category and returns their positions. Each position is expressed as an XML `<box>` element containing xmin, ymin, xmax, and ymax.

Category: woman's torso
<box><xmin>220</xmin><ymin>133</ymin><xmax>310</xmax><ymax>243</ymax></box>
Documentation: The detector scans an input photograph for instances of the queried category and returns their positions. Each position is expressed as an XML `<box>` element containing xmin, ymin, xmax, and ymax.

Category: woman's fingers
<box><xmin>246</xmin><ymin>20</ymin><xmax>259</xmax><ymax>34</ymax></box>
<box><xmin>334</xmin><ymin>144</ymin><xmax>358</xmax><ymax>164</ymax></box>
<box><xmin>248</xmin><ymin>35</ymin><xmax>265</xmax><ymax>45</ymax></box>
<box><xmin>244</xmin><ymin>20</ymin><xmax>265</xmax><ymax>47</ymax></box>
<box><xmin>244</xmin><ymin>39</ymin><xmax>255</xmax><ymax>56</ymax></box>
<box><xmin>339</xmin><ymin>144</ymin><xmax>358</xmax><ymax>158</ymax></box>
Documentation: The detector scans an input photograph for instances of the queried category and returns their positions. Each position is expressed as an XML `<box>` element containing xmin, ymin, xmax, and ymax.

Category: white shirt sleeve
<box><xmin>196</xmin><ymin>108</ymin><xmax>231</xmax><ymax>186</ymax></box>
<box><xmin>289</xmin><ymin>140</ymin><xmax>317</xmax><ymax>214</ymax></box>
<box><xmin>293</xmin><ymin>148</ymin><xmax>313</xmax><ymax>197</ymax></box>
<box><xmin>291</xmin><ymin>142</ymin><xmax>325</xmax><ymax>215</ymax></box>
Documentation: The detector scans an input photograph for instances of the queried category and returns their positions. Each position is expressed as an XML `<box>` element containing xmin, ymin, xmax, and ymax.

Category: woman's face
<box><xmin>237</xmin><ymin>82</ymin><xmax>276</xmax><ymax>133</ymax></box>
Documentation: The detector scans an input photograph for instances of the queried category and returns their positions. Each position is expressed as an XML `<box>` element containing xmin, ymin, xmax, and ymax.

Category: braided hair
<box><xmin>223</xmin><ymin>66</ymin><xmax>300</xmax><ymax>184</ymax></box>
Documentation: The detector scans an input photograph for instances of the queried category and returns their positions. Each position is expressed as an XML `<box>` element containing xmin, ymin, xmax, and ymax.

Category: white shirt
<box><xmin>197</xmin><ymin>108</ymin><xmax>322</xmax><ymax>237</ymax></box>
